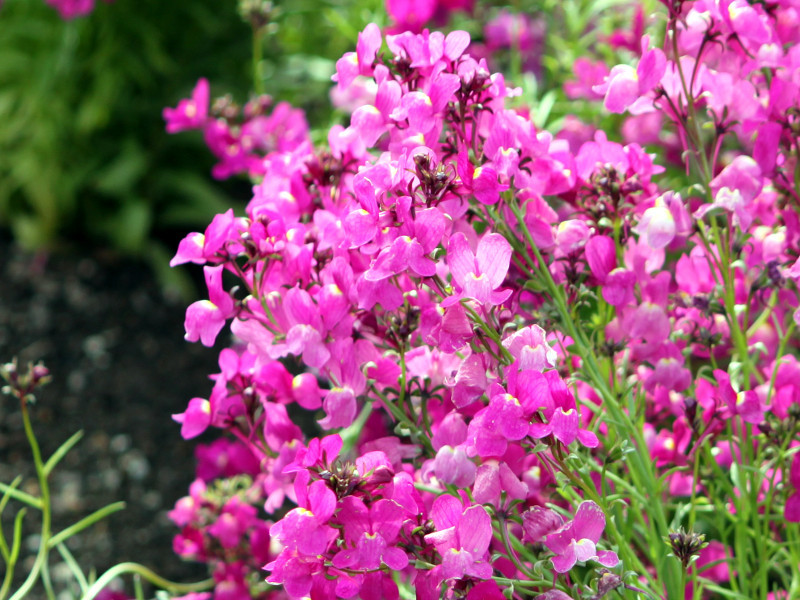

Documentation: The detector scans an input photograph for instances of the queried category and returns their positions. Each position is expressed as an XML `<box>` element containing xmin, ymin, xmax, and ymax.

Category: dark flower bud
<box><xmin>591</xmin><ymin>569</ymin><xmax>623</xmax><ymax>599</ymax></box>
<box><xmin>1</xmin><ymin>358</ymin><xmax>51</xmax><ymax>405</ymax></box>
<box><xmin>667</xmin><ymin>527</ymin><xmax>708</xmax><ymax>570</ymax></box>
<box><xmin>238</xmin><ymin>0</ymin><xmax>274</xmax><ymax>30</ymax></box>
<box><xmin>684</xmin><ymin>397</ymin><xmax>700</xmax><ymax>433</ymax></box>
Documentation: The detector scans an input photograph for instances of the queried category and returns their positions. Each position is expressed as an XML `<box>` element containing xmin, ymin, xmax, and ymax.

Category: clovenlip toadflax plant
<box><xmin>164</xmin><ymin>1</ymin><xmax>800</xmax><ymax>598</ymax></box>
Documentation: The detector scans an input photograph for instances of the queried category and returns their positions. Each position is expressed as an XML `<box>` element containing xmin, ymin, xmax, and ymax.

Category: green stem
<box><xmin>80</xmin><ymin>563</ymin><xmax>213</xmax><ymax>600</ymax></box>
<box><xmin>0</xmin><ymin>509</ymin><xmax>26</xmax><ymax>600</ymax></box>
<box><xmin>10</xmin><ymin>402</ymin><xmax>53</xmax><ymax>600</ymax></box>
<box><xmin>496</xmin><ymin>513</ymin><xmax>536</xmax><ymax>580</ymax></box>
<box><xmin>371</xmin><ymin>387</ymin><xmax>434</xmax><ymax>455</ymax></box>
<box><xmin>55</xmin><ymin>544</ymin><xmax>89</xmax><ymax>594</ymax></box>
<box><xmin>252</xmin><ymin>26</ymin><xmax>264</xmax><ymax>96</ymax></box>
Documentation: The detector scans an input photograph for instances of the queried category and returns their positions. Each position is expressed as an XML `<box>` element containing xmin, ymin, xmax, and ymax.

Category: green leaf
<box><xmin>44</xmin><ymin>430</ymin><xmax>84</xmax><ymax>477</ymax></box>
<box><xmin>55</xmin><ymin>543</ymin><xmax>89</xmax><ymax>594</ymax></box>
<box><xmin>533</xmin><ymin>90</ymin><xmax>558</xmax><ymax>129</ymax></box>
<box><xmin>48</xmin><ymin>502</ymin><xmax>126</xmax><ymax>548</ymax></box>
<box><xmin>0</xmin><ymin>480</ymin><xmax>42</xmax><ymax>510</ymax></box>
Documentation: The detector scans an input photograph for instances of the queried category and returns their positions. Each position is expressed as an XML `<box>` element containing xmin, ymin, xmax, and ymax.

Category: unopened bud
<box><xmin>1</xmin><ymin>358</ymin><xmax>51</xmax><ymax>404</ymax></box>
<box><xmin>667</xmin><ymin>527</ymin><xmax>708</xmax><ymax>570</ymax></box>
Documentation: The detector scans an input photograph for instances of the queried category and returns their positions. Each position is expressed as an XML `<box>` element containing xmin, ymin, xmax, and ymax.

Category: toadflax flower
<box><xmin>543</xmin><ymin>501</ymin><xmax>619</xmax><ymax>573</ymax></box>
<box><xmin>443</xmin><ymin>231</ymin><xmax>513</xmax><ymax>307</ymax></box>
<box><xmin>424</xmin><ymin>496</ymin><xmax>494</xmax><ymax>581</ymax></box>
<box><xmin>183</xmin><ymin>266</ymin><xmax>236</xmax><ymax>347</ymax></box>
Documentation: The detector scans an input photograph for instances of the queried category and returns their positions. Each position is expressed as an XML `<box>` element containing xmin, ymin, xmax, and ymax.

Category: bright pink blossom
<box><xmin>544</xmin><ymin>501</ymin><xmax>619</xmax><ymax>573</ymax></box>
<box><xmin>444</xmin><ymin>232</ymin><xmax>512</xmax><ymax>307</ymax></box>
<box><xmin>183</xmin><ymin>266</ymin><xmax>236</xmax><ymax>347</ymax></box>
<box><xmin>163</xmin><ymin>79</ymin><xmax>210</xmax><ymax>134</ymax></box>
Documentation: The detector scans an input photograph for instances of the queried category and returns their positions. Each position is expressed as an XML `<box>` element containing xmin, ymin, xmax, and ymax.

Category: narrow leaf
<box><xmin>44</xmin><ymin>430</ymin><xmax>84</xmax><ymax>476</ymax></box>
<box><xmin>48</xmin><ymin>502</ymin><xmax>126</xmax><ymax>548</ymax></box>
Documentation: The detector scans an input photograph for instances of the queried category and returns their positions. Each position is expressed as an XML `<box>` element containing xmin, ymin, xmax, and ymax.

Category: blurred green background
<box><xmin>0</xmin><ymin>0</ymin><xmax>382</xmax><ymax>291</ymax></box>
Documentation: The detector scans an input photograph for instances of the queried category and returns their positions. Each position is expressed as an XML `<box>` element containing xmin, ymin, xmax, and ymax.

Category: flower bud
<box><xmin>1</xmin><ymin>358</ymin><xmax>51</xmax><ymax>405</ymax></box>
<box><xmin>667</xmin><ymin>527</ymin><xmax>708</xmax><ymax>569</ymax></box>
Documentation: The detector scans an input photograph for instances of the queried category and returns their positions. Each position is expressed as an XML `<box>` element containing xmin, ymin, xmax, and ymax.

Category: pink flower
<box><xmin>633</xmin><ymin>192</ymin><xmax>691</xmax><ymax>250</ymax></box>
<box><xmin>529</xmin><ymin>406</ymin><xmax>599</xmax><ymax>449</ymax></box>
<box><xmin>269</xmin><ymin>480</ymin><xmax>338</xmax><ymax>557</ymax></box>
<box><xmin>544</xmin><ymin>501</ymin><xmax>619</xmax><ymax>573</ymax></box>
<box><xmin>694</xmin><ymin>156</ymin><xmax>763</xmax><ymax>230</ymax></box>
<box><xmin>183</xmin><ymin>266</ymin><xmax>236</xmax><ymax>347</ymax></box>
<box><xmin>385</xmin><ymin>0</ymin><xmax>436</xmax><ymax>32</ymax></box>
<box><xmin>46</xmin><ymin>0</ymin><xmax>101</xmax><ymax>19</ymax></box>
<box><xmin>164</xmin><ymin>79</ymin><xmax>210</xmax><ymax>134</ymax></box>
<box><xmin>433</xmin><ymin>445</ymin><xmax>476</xmax><ymax>487</ymax></box>
<box><xmin>456</xmin><ymin>148</ymin><xmax>506</xmax><ymax>205</ymax></box>
<box><xmin>565</xmin><ymin>58</ymin><xmax>609</xmax><ymax>100</ymax></box>
<box><xmin>466</xmin><ymin>392</ymin><xmax>530</xmax><ymax>457</ymax></box>
<box><xmin>172</xmin><ymin>398</ymin><xmax>211</xmax><ymax>440</ymax></box>
<box><xmin>331</xmin><ymin>497</ymin><xmax>409</xmax><ymax>571</ymax></box>
<box><xmin>425</xmin><ymin>496</ymin><xmax>494</xmax><ymax>581</ymax></box>
<box><xmin>333</xmin><ymin>23</ymin><xmax>382</xmax><ymax>90</ymax></box>
<box><xmin>444</xmin><ymin>232</ymin><xmax>512</xmax><ymax>307</ymax></box>
<box><xmin>594</xmin><ymin>36</ymin><xmax>666</xmax><ymax>114</ymax></box>
<box><xmin>170</xmin><ymin>209</ymin><xmax>245</xmax><ymax>267</ymax></box>
<box><xmin>714</xmin><ymin>369</ymin><xmax>766</xmax><ymax>424</ymax></box>
<box><xmin>502</xmin><ymin>325</ymin><xmax>557</xmax><ymax>371</ymax></box>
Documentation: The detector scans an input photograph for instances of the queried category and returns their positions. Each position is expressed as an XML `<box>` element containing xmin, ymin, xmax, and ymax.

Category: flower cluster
<box><xmin>164</xmin><ymin>80</ymin><xmax>308</xmax><ymax>180</ymax></box>
<box><xmin>166</xmin><ymin>2</ymin><xmax>800</xmax><ymax>598</ymax></box>
<box><xmin>169</xmin><ymin>470</ymin><xmax>275</xmax><ymax>600</ymax></box>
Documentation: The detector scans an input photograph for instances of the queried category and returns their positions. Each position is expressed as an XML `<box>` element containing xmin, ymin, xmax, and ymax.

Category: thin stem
<box><xmin>80</xmin><ymin>563</ymin><xmax>213</xmax><ymax>600</ymax></box>
<box><xmin>496</xmin><ymin>512</ymin><xmax>536</xmax><ymax>580</ymax></box>
<box><xmin>10</xmin><ymin>402</ymin><xmax>53</xmax><ymax>600</ymax></box>
<box><xmin>252</xmin><ymin>26</ymin><xmax>264</xmax><ymax>96</ymax></box>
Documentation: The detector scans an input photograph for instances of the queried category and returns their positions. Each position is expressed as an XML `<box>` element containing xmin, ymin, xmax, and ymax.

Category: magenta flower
<box><xmin>385</xmin><ymin>0</ymin><xmax>436</xmax><ymax>32</ymax></box>
<box><xmin>170</xmin><ymin>209</ymin><xmax>245</xmax><ymax>267</ymax></box>
<box><xmin>694</xmin><ymin>156</ymin><xmax>763</xmax><ymax>230</ymax></box>
<box><xmin>183</xmin><ymin>266</ymin><xmax>236</xmax><ymax>347</ymax></box>
<box><xmin>207</xmin><ymin>497</ymin><xmax>257</xmax><ymax>549</ymax></box>
<box><xmin>544</xmin><ymin>501</ymin><xmax>619</xmax><ymax>573</ymax></box>
<box><xmin>46</xmin><ymin>0</ymin><xmax>108</xmax><ymax>19</ymax></box>
<box><xmin>472</xmin><ymin>462</ymin><xmax>528</xmax><ymax>508</ymax></box>
<box><xmin>433</xmin><ymin>445</ymin><xmax>476</xmax><ymax>487</ymax></box>
<box><xmin>594</xmin><ymin>36</ymin><xmax>666</xmax><ymax>114</ymax></box>
<box><xmin>269</xmin><ymin>480</ymin><xmax>338</xmax><ymax>557</ymax></box>
<box><xmin>565</xmin><ymin>58</ymin><xmax>609</xmax><ymax>100</ymax></box>
<box><xmin>466</xmin><ymin>392</ymin><xmax>530</xmax><ymax>457</ymax></box>
<box><xmin>502</xmin><ymin>325</ymin><xmax>557</xmax><ymax>372</ymax></box>
<box><xmin>585</xmin><ymin>235</ymin><xmax>616</xmax><ymax>280</ymax></box>
<box><xmin>163</xmin><ymin>78</ymin><xmax>210</xmax><ymax>134</ymax></box>
<box><xmin>331</xmin><ymin>497</ymin><xmax>409</xmax><ymax>571</ymax></box>
<box><xmin>714</xmin><ymin>369</ymin><xmax>765</xmax><ymax>424</ymax></box>
<box><xmin>444</xmin><ymin>232</ymin><xmax>512</xmax><ymax>307</ymax></box>
<box><xmin>363</xmin><ymin>208</ymin><xmax>447</xmax><ymax>282</ymax></box>
<box><xmin>425</xmin><ymin>496</ymin><xmax>494</xmax><ymax>581</ymax></box>
<box><xmin>529</xmin><ymin>406</ymin><xmax>599</xmax><ymax>449</ymax></box>
<box><xmin>333</xmin><ymin>23</ymin><xmax>382</xmax><ymax>90</ymax></box>
<box><xmin>172</xmin><ymin>398</ymin><xmax>211</xmax><ymax>440</ymax></box>
<box><xmin>456</xmin><ymin>150</ymin><xmax>505</xmax><ymax>205</ymax></box>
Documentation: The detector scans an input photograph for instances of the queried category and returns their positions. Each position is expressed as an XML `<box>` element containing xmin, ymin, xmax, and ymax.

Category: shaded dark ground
<box><xmin>0</xmin><ymin>232</ymin><xmax>219</xmax><ymax>596</ymax></box>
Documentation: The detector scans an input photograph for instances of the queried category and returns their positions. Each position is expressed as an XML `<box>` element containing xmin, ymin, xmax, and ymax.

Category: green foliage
<box><xmin>0</xmin><ymin>0</ymin><xmax>386</xmax><ymax>265</ymax></box>
<box><xmin>0</xmin><ymin>0</ymin><xmax>252</xmax><ymax>260</ymax></box>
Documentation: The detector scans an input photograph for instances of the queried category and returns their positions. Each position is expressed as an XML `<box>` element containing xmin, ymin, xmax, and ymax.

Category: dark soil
<box><xmin>0</xmin><ymin>232</ymin><xmax>220</xmax><ymax>596</ymax></box>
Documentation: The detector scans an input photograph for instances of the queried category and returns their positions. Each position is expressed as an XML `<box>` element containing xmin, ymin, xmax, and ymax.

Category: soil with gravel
<box><xmin>0</xmin><ymin>231</ymin><xmax>221</xmax><ymax>597</ymax></box>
